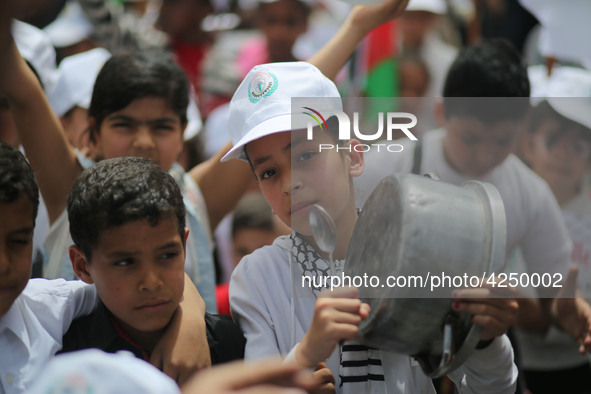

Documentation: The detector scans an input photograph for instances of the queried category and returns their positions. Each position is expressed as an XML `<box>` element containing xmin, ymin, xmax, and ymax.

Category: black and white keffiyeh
<box><xmin>289</xmin><ymin>232</ymin><xmax>387</xmax><ymax>393</ymax></box>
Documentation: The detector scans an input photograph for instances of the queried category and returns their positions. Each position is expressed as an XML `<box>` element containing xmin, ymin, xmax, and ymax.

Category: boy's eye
<box><xmin>296</xmin><ymin>151</ymin><xmax>316</xmax><ymax>162</ymax></box>
<box><xmin>258</xmin><ymin>168</ymin><xmax>276</xmax><ymax>180</ymax></box>
<box><xmin>159</xmin><ymin>251</ymin><xmax>179</xmax><ymax>260</ymax></box>
<box><xmin>8</xmin><ymin>238</ymin><xmax>31</xmax><ymax>247</ymax></box>
<box><xmin>114</xmin><ymin>259</ymin><xmax>133</xmax><ymax>267</ymax></box>
<box><xmin>153</xmin><ymin>124</ymin><xmax>175</xmax><ymax>133</ymax></box>
<box><xmin>112</xmin><ymin>122</ymin><xmax>132</xmax><ymax>129</ymax></box>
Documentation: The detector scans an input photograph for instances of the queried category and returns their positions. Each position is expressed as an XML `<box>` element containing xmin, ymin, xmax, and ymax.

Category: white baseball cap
<box><xmin>12</xmin><ymin>20</ymin><xmax>57</xmax><ymax>92</ymax></box>
<box><xmin>405</xmin><ymin>0</ymin><xmax>447</xmax><ymax>14</ymax></box>
<box><xmin>28</xmin><ymin>349</ymin><xmax>180</xmax><ymax>394</ymax></box>
<box><xmin>221</xmin><ymin>61</ymin><xmax>341</xmax><ymax>162</ymax></box>
<box><xmin>519</xmin><ymin>0</ymin><xmax>591</xmax><ymax>69</ymax></box>
<box><xmin>44</xmin><ymin>1</ymin><xmax>94</xmax><ymax>48</ymax></box>
<box><xmin>48</xmin><ymin>47</ymin><xmax>111</xmax><ymax>117</ymax></box>
<box><xmin>529</xmin><ymin>65</ymin><xmax>591</xmax><ymax>130</ymax></box>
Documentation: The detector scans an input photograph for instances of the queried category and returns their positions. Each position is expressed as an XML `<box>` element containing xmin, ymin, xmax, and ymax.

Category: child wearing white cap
<box><xmin>516</xmin><ymin>67</ymin><xmax>591</xmax><ymax>394</ymax></box>
<box><xmin>224</xmin><ymin>4</ymin><xmax>520</xmax><ymax>389</ymax></box>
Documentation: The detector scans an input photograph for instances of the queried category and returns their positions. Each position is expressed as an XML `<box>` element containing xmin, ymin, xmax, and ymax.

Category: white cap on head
<box><xmin>44</xmin><ymin>1</ymin><xmax>94</xmax><ymax>48</ymax></box>
<box><xmin>221</xmin><ymin>61</ymin><xmax>341</xmax><ymax>162</ymax></box>
<box><xmin>48</xmin><ymin>47</ymin><xmax>111</xmax><ymax>117</ymax></box>
<box><xmin>12</xmin><ymin>20</ymin><xmax>57</xmax><ymax>92</ymax></box>
<box><xmin>28</xmin><ymin>349</ymin><xmax>180</xmax><ymax>394</ymax></box>
<box><xmin>405</xmin><ymin>0</ymin><xmax>447</xmax><ymax>14</ymax></box>
<box><xmin>184</xmin><ymin>87</ymin><xmax>203</xmax><ymax>141</ymax></box>
<box><xmin>519</xmin><ymin>0</ymin><xmax>591</xmax><ymax>69</ymax></box>
<box><xmin>529</xmin><ymin>65</ymin><xmax>591</xmax><ymax>130</ymax></box>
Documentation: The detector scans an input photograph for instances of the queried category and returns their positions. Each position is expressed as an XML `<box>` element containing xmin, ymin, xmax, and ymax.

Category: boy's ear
<box><xmin>184</xmin><ymin>227</ymin><xmax>190</xmax><ymax>246</ymax></box>
<box><xmin>69</xmin><ymin>245</ymin><xmax>94</xmax><ymax>284</ymax></box>
<box><xmin>346</xmin><ymin>140</ymin><xmax>365</xmax><ymax>178</ymax></box>
<box><xmin>88</xmin><ymin>117</ymin><xmax>100</xmax><ymax>151</ymax></box>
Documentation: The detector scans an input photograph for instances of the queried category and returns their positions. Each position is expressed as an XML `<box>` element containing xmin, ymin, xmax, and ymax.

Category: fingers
<box><xmin>314</xmin><ymin>298</ymin><xmax>370</xmax><ymax>333</ymax></box>
<box><xmin>319</xmin><ymin>286</ymin><xmax>358</xmax><ymax>299</ymax></box>
<box><xmin>558</xmin><ymin>265</ymin><xmax>579</xmax><ymax>299</ymax></box>
<box><xmin>313</xmin><ymin>363</ymin><xmax>336</xmax><ymax>385</ymax></box>
<box><xmin>453</xmin><ymin>290</ymin><xmax>519</xmax><ymax>341</ymax></box>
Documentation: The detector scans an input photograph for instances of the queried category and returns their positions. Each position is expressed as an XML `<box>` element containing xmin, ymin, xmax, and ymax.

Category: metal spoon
<box><xmin>309</xmin><ymin>204</ymin><xmax>337</xmax><ymax>277</ymax></box>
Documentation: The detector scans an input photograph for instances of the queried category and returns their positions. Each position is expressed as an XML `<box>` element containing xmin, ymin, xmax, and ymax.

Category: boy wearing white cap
<box><xmin>224</xmin><ymin>4</ymin><xmax>519</xmax><ymax>384</ymax></box>
<box><xmin>516</xmin><ymin>68</ymin><xmax>591</xmax><ymax>394</ymax></box>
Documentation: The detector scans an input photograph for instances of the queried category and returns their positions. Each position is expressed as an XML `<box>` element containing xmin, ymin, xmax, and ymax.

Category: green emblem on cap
<box><xmin>248</xmin><ymin>71</ymin><xmax>278</xmax><ymax>103</ymax></box>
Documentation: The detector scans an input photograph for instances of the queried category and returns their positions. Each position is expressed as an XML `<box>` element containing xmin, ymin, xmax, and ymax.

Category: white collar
<box><xmin>0</xmin><ymin>296</ymin><xmax>31</xmax><ymax>350</ymax></box>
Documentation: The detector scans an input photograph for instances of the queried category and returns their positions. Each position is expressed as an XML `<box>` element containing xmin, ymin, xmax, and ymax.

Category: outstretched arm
<box><xmin>190</xmin><ymin>142</ymin><xmax>255</xmax><ymax>233</ymax></box>
<box><xmin>308</xmin><ymin>0</ymin><xmax>409</xmax><ymax>80</ymax></box>
<box><xmin>1</xmin><ymin>37</ymin><xmax>81</xmax><ymax>223</ymax></box>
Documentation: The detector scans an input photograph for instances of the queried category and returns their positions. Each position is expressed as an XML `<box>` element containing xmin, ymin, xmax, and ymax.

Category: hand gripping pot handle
<box><xmin>345</xmin><ymin>173</ymin><xmax>506</xmax><ymax>378</ymax></box>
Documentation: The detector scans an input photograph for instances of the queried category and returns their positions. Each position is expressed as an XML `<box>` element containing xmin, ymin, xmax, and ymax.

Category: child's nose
<box><xmin>133</xmin><ymin>126</ymin><xmax>156</xmax><ymax>149</ymax></box>
<box><xmin>139</xmin><ymin>267</ymin><xmax>163</xmax><ymax>292</ymax></box>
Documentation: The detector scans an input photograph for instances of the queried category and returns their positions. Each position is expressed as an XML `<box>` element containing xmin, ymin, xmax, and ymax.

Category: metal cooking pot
<box><xmin>345</xmin><ymin>173</ymin><xmax>506</xmax><ymax>377</ymax></box>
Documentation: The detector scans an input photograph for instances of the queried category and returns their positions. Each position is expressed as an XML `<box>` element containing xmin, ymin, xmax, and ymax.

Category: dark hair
<box><xmin>0</xmin><ymin>141</ymin><xmax>39</xmax><ymax>221</ymax></box>
<box><xmin>258</xmin><ymin>0</ymin><xmax>311</xmax><ymax>18</ymax></box>
<box><xmin>442</xmin><ymin>39</ymin><xmax>530</xmax><ymax>123</ymax></box>
<box><xmin>232</xmin><ymin>193</ymin><xmax>275</xmax><ymax>237</ymax></box>
<box><xmin>88</xmin><ymin>50</ymin><xmax>189</xmax><ymax>141</ymax></box>
<box><xmin>67</xmin><ymin>156</ymin><xmax>186</xmax><ymax>259</ymax></box>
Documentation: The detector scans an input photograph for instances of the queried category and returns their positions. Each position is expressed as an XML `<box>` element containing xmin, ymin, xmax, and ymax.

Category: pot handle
<box><xmin>414</xmin><ymin>318</ymin><xmax>455</xmax><ymax>378</ymax></box>
<box><xmin>438</xmin><ymin>322</ymin><xmax>454</xmax><ymax>370</ymax></box>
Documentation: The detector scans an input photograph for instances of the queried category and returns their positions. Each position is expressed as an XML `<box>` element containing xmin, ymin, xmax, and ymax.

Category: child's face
<box><xmin>0</xmin><ymin>195</ymin><xmax>34</xmax><ymax>317</ymax></box>
<box><xmin>526</xmin><ymin>120</ymin><xmax>591</xmax><ymax>198</ymax></box>
<box><xmin>399</xmin><ymin>61</ymin><xmax>429</xmax><ymax>98</ymax></box>
<box><xmin>399</xmin><ymin>10</ymin><xmax>437</xmax><ymax>49</ymax></box>
<box><xmin>71</xmin><ymin>217</ymin><xmax>185</xmax><ymax>338</ymax></box>
<box><xmin>157</xmin><ymin>0</ymin><xmax>212</xmax><ymax>39</ymax></box>
<box><xmin>442</xmin><ymin>116</ymin><xmax>522</xmax><ymax>177</ymax></box>
<box><xmin>246</xmin><ymin>129</ymin><xmax>361</xmax><ymax>236</ymax></box>
<box><xmin>94</xmin><ymin>97</ymin><xmax>184</xmax><ymax>172</ymax></box>
<box><xmin>259</xmin><ymin>0</ymin><xmax>308</xmax><ymax>62</ymax></box>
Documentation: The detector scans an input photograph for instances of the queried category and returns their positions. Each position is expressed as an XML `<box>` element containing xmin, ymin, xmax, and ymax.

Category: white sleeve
<box><xmin>25</xmin><ymin>279</ymin><xmax>99</xmax><ymax>337</ymax></box>
<box><xmin>447</xmin><ymin>335</ymin><xmax>518</xmax><ymax>394</ymax></box>
<box><xmin>229</xmin><ymin>256</ymin><xmax>283</xmax><ymax>360</ymax></box>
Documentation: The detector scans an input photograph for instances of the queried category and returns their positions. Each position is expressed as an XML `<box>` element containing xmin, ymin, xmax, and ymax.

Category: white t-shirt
<box><xmin>354</xmin><ymin>128</ymin><xmax>572</xmax><ymax>281</ymax></box>
<box><xmin>0</xmin><ymin>279</ymin><xmax>98</xmax><ymax>394</ymax></box>
<box><xmin>230</xmin><ymin>234</ymin><xmax>517</xmax><ymax>393</ymax></box>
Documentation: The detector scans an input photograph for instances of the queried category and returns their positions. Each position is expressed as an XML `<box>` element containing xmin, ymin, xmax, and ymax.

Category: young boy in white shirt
<box><xmin>0</xmin><ymin>141</ymin><xmax>99</xmax><ymax>393</ymax></box>
<box><xmin>0</xmin><ymin>141</ymin><xmax>211</xmax><ymax>392</ymax></box>
<box><xmin>225</xmin><ymin>60</ymin><xmax>518</xmax><ymax>394</ymax></box>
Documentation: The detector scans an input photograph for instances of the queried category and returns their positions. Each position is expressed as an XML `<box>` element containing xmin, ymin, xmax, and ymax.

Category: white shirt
<box><xmin>230</xmin><ymin>235</ymin><xmax>517</xmax><ymax>393</ymax></box>
<box><xmin>0</xmin><ymin>279</ymin><xmax>98</xmax><ymax>394</ymax></box>
<box><xmin>354</xmin><ymin>129</ymin><xmax>572</xmax><ymax>281</ymax></box>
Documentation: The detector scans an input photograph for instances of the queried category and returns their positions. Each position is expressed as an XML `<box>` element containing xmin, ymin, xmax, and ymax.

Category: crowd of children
<box><xmin>2</xmin><ymin>0</ymin><xmax>591</xmax><ymax>393</ymax></box>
